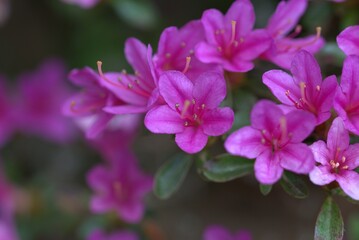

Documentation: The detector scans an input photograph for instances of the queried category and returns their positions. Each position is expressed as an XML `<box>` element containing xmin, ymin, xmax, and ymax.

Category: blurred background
<box><xmin>0</xmin><ymin>0</ymin><xmax>359</xmax><ymax>239</ymax></box>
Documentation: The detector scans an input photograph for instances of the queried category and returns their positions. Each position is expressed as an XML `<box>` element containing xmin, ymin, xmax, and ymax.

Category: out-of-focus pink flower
<box><xmin>334</xmin><ymin>55</ymin><xmax>359</xmax><ymax>134</ymax></box>
<box><xmin>263</xmin><ymin>50</ymin><xmax>337</xmax><ymax>125</ymax></box>
<box><xmin>195</xmin><ymin>0</ymin><xmax>271</xmax><ymax>72</ymax></box>
<box><xmin>87</xmin><ymin>229</ymin><xmax>138</xmax><ymax>240</ymax></box>
<box><xmin>0</xmin><ymin>76</ymin><xmax>15</xmax><ymax>147</ymax></box>
<box><xmin>87</xmin><ymin>153</ymin><xmax>153</xmax><ymax>223</ymax></box>
<box><xmin>63</xmin><ymin>66</ymin><xmax>126</xmax><ymax>139</ymax></box>
<box><xmin>337</xmin><ymin>25</ymin><xmax>359</xmax><ymax>56</ymax></box>
<box><xmin>145</xmin><ymin>71</ymin><xmax>234</xmax><ymax>154</ymax></box>
<box><xmin>99</xmin><ymin>38</ymin><xmax>160</xmax><ymax>115</ymax></box>
<box><xmin>203</xmin><ymin>225</ymin><xmax>251</xmax><ymax>240</ymax></box>
<box><xmin>225</xmin><ymin>100</ymin><xmax>316</xmax><ymax>184</ymax></box>
<box><xmin>16</xmin><ymin>59</ymin><xmax>76</xmax><ymax>142</ymax></box>
<box><xmin>154</xmin><ymin>20</ymin><xmax>221</xmax><ymax>79</ymax></box>
<box><xmin>261</xmin><ymin>0</ymin><xmax>324</xmax><ymax>69</ymax></box>
<box><xmin>309</xmin><ymin>118</ymin><xmax>359</xmax><ymax>200</ymax></box>
<box><xmin>61</xmin><ymin>0</ymin><xmax>100</xmax><ymax>9</ymax></box>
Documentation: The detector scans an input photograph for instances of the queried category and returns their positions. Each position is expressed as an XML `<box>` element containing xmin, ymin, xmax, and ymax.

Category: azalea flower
<box><xmin>98</xmin><ymin>38</ymin><xmax>159</xmax><ymax>115</ymax></box>
<box><xmin>145</xmin><ymin>71</ymin><xmax>234</xmax><ymax>154</ymax></box>
<box><xmin>195</xmin><ymin>0</ymin><xmax>271</xmax><ymax>72</ymax></box>
<box><xmin>261</xmin><ymin>0</ymin><xmax>324</xmax><ymax>69</ymax></box>
<box><xmin>203</xmin><ymin>225</ymin><xmax>251</xmax><ymax>240</ymax></box>
<box><xmin>62</xmin><ymin>67</ymin><xmax>121</xmax><ymax>139</ymax></box>
<box><xmin>334</xmin><ymin>55</ymin><xmax>359</xmax><ymax>134</ymax></box>
<box><xmin>154</xmin><ymin>20</ymin><xmax>220</xmax><ymax>80</ymax></box>
<box><xmin>225</xmin><ymin>100</ymin><xmax>316</xmax><ymax>184</ymax></box>
<box><xmin>16</xmin><ymin>59</ymin><xmax>76</xmax><ymax>142</ymax></box>
<box><xmin>87</xmin><ymin>229</ymin><xmax>138</xmax><ymax>240</ymax></box>
<box><xmin>337</xmin><ymin>25</ymin><xmax>359</xmax><ymax>56</ymax></box>
<box><xmin>87</xmin><ymin>153</ymin><xmax>153</xmax><ymax>223</ymax></box>
<box><xmin>263</xmin><ymin>50</ymin><xmax>337</xmax><ymax>125</ymax></box>
<box><xmin>309</xmin><ymin>117</ymin><xmax>359</xmax><ymax>200</ymax></box>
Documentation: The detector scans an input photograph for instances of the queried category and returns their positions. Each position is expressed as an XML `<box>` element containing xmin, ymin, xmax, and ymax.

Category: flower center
<box><xmin>285</xmin><ymin>82</ymin><xmax>320</xmax><ymax>114</ymax></box>
<box><xmin>175</xmin><ymin>99</ymin><xmax>206</xmax><ymax>127</ymax></box>
<box><xmin>329</xmin><ymin>148</ymin><xmax>349</xmax><ymax>174</ymax></box>
<box><xmin>215</xmin><ymin>20</ymin><xmax>244</xmax><ymax>57</ymax></box>
<box><xmin>260</xmin><ymin>116</ymin><xmax>292</xmax><ymax>152</ymax></box>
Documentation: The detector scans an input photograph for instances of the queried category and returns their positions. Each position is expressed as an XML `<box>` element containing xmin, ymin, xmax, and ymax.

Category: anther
<box><xmin>261</xmin><ymin>138</ymin><xmax>266</xmax><ymax>144</ymax></box>
<box><xmin>193</xmin><ymin>114</ymin><xmax>198</xmax><ymax>120</ymax></box>
<box><xmin>217</xmin><ymin>46</ymin><xmax>222</xmax><ymax>52</ymax></box>
<box><xmin>184</xmin><ymin>121</ymin><xmax>189</xmax><ymax>127</ymax></box>
<box><xmin>181</xmin><ymin>42</ymin><xmax>186</xmax><ymax>47</ymax></box>
<box><xmin>316</xmin><ymin>85</ymin><xmax>321</xmax><ymax>91</ymax></box>
<box><xmin>192</xmin><ymin>99</ymin><xmax>196</xmax><ymax>105</ymax></box>
<box><xmin>175</xmin><ymin>103</ymin><xmax>180</xmax><ymax>108</ymax></box>
<box><xmin>165</xmin><ymin>53</ymin><xmax>171</xmax><ymax>58</ymax></box>
<box><xmin>342</xmin><ymin>165</ymin><xmax>349</xmax><ymax>170</ymax></box>
<box><xmin>128</xmin><ymin>83</ymin><xmax>133</xmax><ymax>89</ymax></box>
<box><xmin>189</xmin><ymin>50</ymin><xmax>194</xmax><ymax>55</ymax></box>
<box><xmin>201</xmin><ymin>104</ymin><xmax>205</xmax><ymax>109</ymax></box>
<box><xmin>182</xmin><ymin>56</ymin><xmax>191</xmax><ymax>74</ymax></box>
<box><xmin>122</xmin><ymin>69</ymin><xmax>127</xmax><ymax>75</ymax></box>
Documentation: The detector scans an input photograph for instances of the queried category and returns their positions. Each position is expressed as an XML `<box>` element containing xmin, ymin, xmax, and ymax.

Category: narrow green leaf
<box><xmin>315</xmin><ymin>196</ymin><xmax>344</xmax><ymax>240</ymax></box>
<box><xmin>280</xmin><ymin>171</ymin><xmax>308</xmax><ymax>199</ymax></box>
<box><xmin>199</xmin><ymin>154</ymin><xmax>253</xmax><ymax>183</ymax></box>
<box><xmin>154</xmin><ymin>154</ymin><xmax>192</xmax><ymax>199</ymax></box>
<box><xmin>260</xmin><ymin>184</ymin><xmax>272</xmax><ymax>196</ymax></box>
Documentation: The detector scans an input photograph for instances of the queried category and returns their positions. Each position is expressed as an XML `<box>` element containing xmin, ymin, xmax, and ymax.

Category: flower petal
<box><xmin>158</xmin><ymin>71</ymin><xmax>193</xmax><ymax>110</ymax></box>
<box><xmin>85</xmin><ymin>112</ymin><xmax>113</xmax><ymax>139</ymax></box>
<box><xmin>337</xmin><ymin>25</ymin><xmax>359</xmax><ymax>56</ymax></box>
<box><xmin>193</xmin><ymin>71</ymin><xmax>226</xmax><ymax>109</ymax></box>
<box><xmin>337</xmin><ymin>171</ymin><xmax>359</xmax><ymax>200</ymax></box>
<box><xmin>175</xmin><ymin>127</ymin><xmax>208</xmax><ymax>154</ymax></box>
<box><xmin>250</xmin><ymin>100</ymin><xmax>283</xmax><ymax>132</ymax></box>
<box><xmin>309</xmin><ymin>165</ymin><xmax>335</xmax><ymax>186</ymax></box>
<box><xmin>144</xmin><ymin>105</ymin><xmax>184</xmax><ymax>134</ymax></box>
<box><xmin>90</xmin><ymin>196</ymin><xmax>111</xmax><ymax>213</ymax></box>
<box><xmin>315</xmin><ymin>75</ymin><xmax>337</xmax><ymax>124</ymax></box>
<box><xmin>202</xmin><ymin>107</ymin><xmax>234</xmax><ymax>136</ymax></box>
<box><xmin>339</xmin><ymin>55</ymin><xmax>359</xmax><ymax>102</ymax></box>
<box><xmin>343</xmin><ymin>143</ymin><xmax>359</xmax><ymax>170</ymax></box>
<box><xmin>203</xmin><ymin>225</ymin><xmax>232</xmax><ymax>240</ymax></box>
<box><xmin>225</xmin><ymin>0</ymin><xmax>255</xmax><ymax>37</ymax></box>
<box><xmin>87</xmin><ymin>165</ymin><xmax>111</xmax><ymax>192</ymax></box>
<box><xmin>236</xmin><ymin>29</ymin><xmax>271</xmax><ymax>61</ymax></box>
<box><xmin>195</xmin><ymin>42</ymin><xmax>224</xmax><ymax>64</ymax></box>
<box><xmin>327</xmin><ymin>117</ymin><xmax>349</xmax><ymax>152</ymax></box>
<box><xmin>254</xmin><ymin>150</ymin><xmax>283</xmax><ymax>185</ymax></box>
<box><xmin>118</xmin><ymin>200</ymin><xmax>144</xmax><ymax>223</ymax></box>
<box><xmin>279</xmin><ymin>143</ymin><xmax>315</xmax><ymax>174</ymax></box>
<box><xmin>225</xmin><ymin>126</ymin><xmax>266</xmax><ymax>159</ymax></box>
<box><xmin>201</xmin><ymin>9</ymin><xmax>225</xmax><ymax>45</ymax></box>
<box><xmin>68</xmin><ymin>67</ymin><xmax>100</xmax><ymax>88</ymax></box>
<box><xmin>291</xmin><ymin>50</ymin><xmax>322</xmax><ymax>88</ymax></box>
<box><xmin>310</xmin><ymin>140</ymin><xmax>330</xmax><ymax>165</ymax></box>
<box><xmin>103</xmin><ymin>105</ymin><xmax>148</xmax><ymax>115</ymax></box>
<box><xmin>285</xmin><ymin>110</ymin><xmax>316</xmax><ymax>142</ymax></box>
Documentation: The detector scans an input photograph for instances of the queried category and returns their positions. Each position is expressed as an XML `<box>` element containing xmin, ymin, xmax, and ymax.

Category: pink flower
<box><xmin>87</xmin><ymin>153</ymin><xmax>153</xmax><ymax>223</ymax></box>
<box><xmin>154</xmin><ymin>20</ymin><xmax>220</xmax><ymax>79</ymax></box>
<box><xmin>334</xmin><ymin>55</ymin><xmax>359</xmax><ymax>134</ymax></box>
<box><xmin>87</xmin><ymin>229</ymin><xmax>138</xmax><ymax>240</ymax></box>
<box><xmin>263</xmin><ymin>50</ymin><xmax>337</xmax><ymax>125</ymax></box>
<box><xmin>0</xmin><ymin>76</ymin><xmax>15</xmax><ymax>147</ymax></box>
<box><xmin>61</xmin><ymin>0</ymin><xmax>100</xmax><ymax>9</ymax></box>
<box><xmin>309</xmin><ymin>117</ymin><xmax>359</xmax><ymax>200</ymax></box>
<box><xmin>225</xmin><ymin>100</ymin><xmax>316</xmax><ymax>184</ymax></box>
<box><xmin>203</xmin><ymin>225</ymin><xmax>251</xmax><ymax>240</ymax></box>
<box><xmin>63</xmin><ymin>67</ymin><xmax>121</xmax><ymax>139</ymax></box>
<box><xmin>144</xmin><ymin>71</ymin><xmax>234</xmax><ymax>154</ymax></box>
<box><xmin>195</xmin><ymin>0</ymin><xmax>271</xmax><ymax>72</ymax></box>
<box><xmin>261</xmin><ymin>0</ymin><xmax>324</xmax><ymax>69</ymax></box>
<box><xmin>16</xmin><ymin>59</ymin><xmax>76</xmax><ymax>142</ymax></box>
<box><xmin>98</xmin><ymin>38</ymin><xmax>159</xmax><ymax>115</ymax></box>
<box><xmin>337</xmin><ymin>25</ymin><xmax>359</xmax><ymax>56</ymax></box>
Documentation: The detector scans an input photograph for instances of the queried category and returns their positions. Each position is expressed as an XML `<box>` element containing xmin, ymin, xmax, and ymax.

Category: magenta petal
<box><xmin>254</xmin><ymin>150</ymin><xmax>283</xmax><ymax>185</ymax></box>
<box><xmin>87</xmin><ymin>165</ymin><xmax>110</xmax><ymax>192</ymax></box>
<box><xmin>193</xmin><ymin>72</ymin><xmax>226</xmax><ymax>109</ymax></box>
<box><xmin>202</xmin><ymin>107</ymin><xmax>234</xmax><ymax>136</ymax></box>
<box><xmin>86</xmin><ymin>112</ymin><xmax>113</xmax><ymax>139</ymax></box>
<box><xmin>291</xmin><ymin>50</ymin><xmax>322</xmax><ymax>87</ymax></box>
<box><xmin>339</xmin><ymin>55</ymin><xmax>359</xmax><ymax>101</ymax></box>
<box><xmin>310</xmin><ymin>140</ymin><xmax>330</xmax><ymax>165</ymax></box>
<box><xmin>315</xmin><ymin>75</ymin><xmax>337</xmax><ymax>124</ymax></box>
<box><xmin>203</xmin><ymin>225</ymin><xmax>232</xmax><ymax>240</ymax></box>
<box><xmin>201</xmin><ymin>9</ymin><xmax>225</xmax><ymax>45</ymax></box>
<box><xmin>103</xmin><ymin>105</ymin><xmax>148</xmax><ymax>114</ymax></box>
<box><xmin>250</xmin><ymin>100</ymin><xmax>283</xmax><ymax>132</ymax></box>
<box><xmin>158</xmin><ymin>71</ymin><xmax>193</xmax><ymax>110</ymax></box>
<box><xmin>175</xmin><ymin>127</ymin><xmax>208</xmax><ymax>154</ymax></box>
<box><xmin>266</xmin><ymin>0</ymin><xmax>307</xmax><ymax>37</ymax></box>
<box><xmin>195</xmin><ymin>42</ymin><xmax>224</xmax><ymax>64</ymax></box>
<box><xmin>337</xmin><ymin>25</ymin><xmax>359</xmax><ymax>56</ymax></box>
<box><xmin>343</xmin><ymin>143</ymin><xmax>359</xmax><ymax>169</ymax></box>
<box><xmin>222</xmin><ymin>59</ymin><xmax>254</xmax><ymax>72</ymax></box>
<box><xmin>68</xmin><ymin>67</ymin><xmax>99</xmax><ymax>87</ymax></box>
<box><xmin>144</xmin><ymin>105</ymin><xmax>184</xmax><ymax>134</ymax></box>
<box><xmin>309</xmin><ymin>166</ymin><xmax>335</xmax><ymax>186</ymax></box>
<box><xmin>279</xmin><ymin>143</ymin><xmax>315</xmax><ymax>174</ymax></box>
<box><xmin>237</xmin><ymin>29</ymin><xmax>271</xmax><ymax>60</ymax></box>
<box><xmin>225</xmin><ymin>126</ymin><xmax>266</xmax><ymax>159</ymax></box>
<box><xmin>286</xmin><ymin>110</ymin><xmax>316</xmax><ymax>142</ymax></box>
<box><xmin>118</xmin><ymin>200</ymin><xmax>144</xmax><ymax>223</ymax></box>
<box><xmin>262</xmin><ymin>70</ymin><xmax>300</xmax><ymax>106</ymax></box>
<box><xmin>225</xmin><ymin>0</ymin><xmax>255</xmax><ymax>37</ymax></box>
<box><xmin>337</xmin><ymin>171</ymin><xmax>359</xmax><ymax>200</ymax></box>
<box><xmin>327</xmin><ymin>117</ymin><xmax>349</xmax><ymax>151</ymax></box>
<box><xmin>90</xmin><ymin>196</ymin><xmax>110</xmax><ymax>213</ymax></box>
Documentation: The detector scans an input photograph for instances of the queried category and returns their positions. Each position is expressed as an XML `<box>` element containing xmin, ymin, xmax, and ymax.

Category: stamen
<box><xmin>285</xmin><ymin>90</ymin><xmax>301</xmax><ymax>109</ymax></box>
<box><xmin>166</xmin><ymin>53</ymin><xmax>171</xmax><ymax>58</ymax></box>
<box><xmin>182</xmin><ymin>57</ymin><xmax>191</xmax><ymax>74</ymax></box>
<box><xmin>184</xmin><ymin>121</ymin><xmax>189</xmax><ymax>127</ymax></box>
<box><xmin>330</xmin><ymin>160</ymin><xmax>336</xmax><ymax>168</ymax></box>
<box><xmin>175</xmin><ymin>103</ymin><xmax>180</xmax><ymax>108</ymax></box>
<box><xmin>189</xmin><ymin>50</ymin><xmax>194</xmax><ymax>55</ymax></box>
<box><xmin>261</xmin><ymin>138</ymin><xmax>266</xmax><ymax>144</ymax></box>
<box><xmin>316</xmin><ymin>85</ymin><xmax>321</xmax><ymax>91</ymax></box>
<box><xmin>201</xmin><ymin>104</ymin><xmax>205</xmax><ymax>109</ymax></box>
<box><xmin>217</xmin><ymin>46</ymin><xmax>222</xmax><ymax>52</ymax></box>
<box><xmin>193</xmin><ymin>114</ymin><xmax>198</xmax><ymax>120</ymax></box>
<box><xmin>181</xmin><ymin>42</ymin><xmax>186</xmax><ymax>48</ymax></box>
<box><xmin>342</xmin><ymin>156</ymin><xmax>346</xmax><ymax>163</ymax></box>
<box><xmin>122</xmin><ymin>69</ymin><xmax>127</xmax><ymax>75</ymax></box>
<box><xmin>192</xmin><ymin>99</ymin><xmax>196</xmax><ymax>105</ymax></box>
<box><xmin>342</xmin><ymin>165</ymin><xmax>349</xmax><ymax>170</ymax></box>
<box><xmin>280</xmin><ymin>116</ymin><xmax>287</xmax><ymax>140</ymax></box>
<box><xmin>230</xmin><ymin>20</ymin><xmax>237</xmax><ymax>45</ymax></box>
<box><xmin>97</xmin><ymin>61</ymin><xmax>125</xmax><ymax>89</ymax></box>
<box><xmin>128</xmin><ymin>83</ymin><xmax>133</xmax><ymax>89</ymax></box>
<box><xmin>288</xmin><ymin>25</ymin><xmax>302</xmax><ymax>38</ymax></box>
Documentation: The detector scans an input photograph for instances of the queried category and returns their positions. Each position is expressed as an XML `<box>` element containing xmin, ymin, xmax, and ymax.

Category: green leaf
<box><xmin>154</xmin><ymin>154</ymin><xmax>192</xmax><ymax>199</ymax></box>
<box><xmin>314</xmin><ymin>196</ymin><xmax>344</xmax><ymax>240</ymax></box>
<box><xmin>280</xmin><ymin>171</ymin><xmax>308</xmax><ymax>199</ymax></box>
<box><xmin>230</xmin><ymin>90</ymin><xmax>256</xmax><ymax>132</ymax></box>
<box><xmin>260</xmin><ymin>184</ymin><xmax>272</xmax><ymax>196</ymax></box>
<box><xmin>198</xmin><ymin>154</ymin><xmax>254</xmax><ymax>183</ymax></box>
